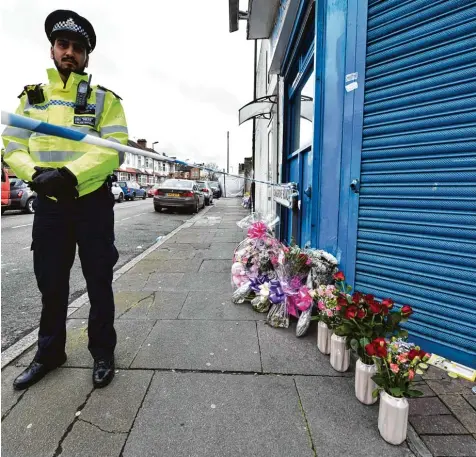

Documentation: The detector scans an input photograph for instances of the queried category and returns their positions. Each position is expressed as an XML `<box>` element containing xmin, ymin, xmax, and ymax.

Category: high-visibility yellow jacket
<box><xmin>1</xmin><ymin>68</ymin><xmax>128</xmax><ymax>197</ymax></box>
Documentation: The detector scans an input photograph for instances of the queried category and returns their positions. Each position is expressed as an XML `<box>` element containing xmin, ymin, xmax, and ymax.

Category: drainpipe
<box><xmin>251</xmin><ymin>39</ymin><xmax>257</xmax><ymax>213</ymax></box>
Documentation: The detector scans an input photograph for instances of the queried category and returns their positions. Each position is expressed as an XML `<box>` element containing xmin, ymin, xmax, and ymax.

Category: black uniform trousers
<box><xmin>32</xmin><ymin>183</ymin><xmax>118</xmax><ymax>365</ymax></box>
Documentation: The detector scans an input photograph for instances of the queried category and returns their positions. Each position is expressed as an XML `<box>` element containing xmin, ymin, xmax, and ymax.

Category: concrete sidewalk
<box><xmin>2</xmin><ymin>198</ymin><xmax>475</xmax><ymax>457</ymax></box>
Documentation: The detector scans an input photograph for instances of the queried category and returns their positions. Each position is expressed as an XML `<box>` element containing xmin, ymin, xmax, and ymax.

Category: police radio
<box><xmin>75</xmin><ymin>74</ymin><xmax>92</xmax><ymax>111</ymax></box>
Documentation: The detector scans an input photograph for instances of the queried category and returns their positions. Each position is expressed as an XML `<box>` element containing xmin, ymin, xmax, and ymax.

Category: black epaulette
<box><xmin>97</xmin><ymin>85</ymin><xmax>122</xmax><ymax>100</ymax></box>
<box><xmin>17</xmin><ymin>84</ymin><xmax>44</xmax><ymax>100</ymax></box>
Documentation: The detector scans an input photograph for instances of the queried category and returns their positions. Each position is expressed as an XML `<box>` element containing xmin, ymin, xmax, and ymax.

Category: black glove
<box><xmin>30</xmin><ymin>166</ymin><xmax>78</xmax><ymax>200</ymax></box>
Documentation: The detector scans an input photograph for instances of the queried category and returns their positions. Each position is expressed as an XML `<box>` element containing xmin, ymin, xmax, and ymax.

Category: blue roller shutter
<box><xmin>356</xmin><ymin>0</ymin><xmax>476</xmax><ymax>367</ymax></box>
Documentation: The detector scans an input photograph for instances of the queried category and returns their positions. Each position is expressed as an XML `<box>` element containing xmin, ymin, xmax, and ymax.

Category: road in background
<box><xmin>1</xmin><ymin>199</ymin><xmax>194</xmax><ymax>350</ymax></box>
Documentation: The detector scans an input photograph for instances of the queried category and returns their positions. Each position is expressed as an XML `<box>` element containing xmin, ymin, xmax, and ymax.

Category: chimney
<box><xmin>137</xmin><ymin>139</ymin><xmax>147</xmax><ymax>148</ymax></box>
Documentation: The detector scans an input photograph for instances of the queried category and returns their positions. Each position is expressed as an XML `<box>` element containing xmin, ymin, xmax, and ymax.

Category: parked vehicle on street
<box><xmin>154</xmin><ymin>179</ymin><xmax>205</xmax><ymax>214</ymax></box>
<box><xmin>4</xmin><ymin>178</ymin><xmax>37</xmax><ymax>214</ymax></box>
<box><xmin>111</xmin><ymin>182</ymin><xmax>124</xmax><ymax>203</ymax></box>
<box><xmin>209</xmin><ymin>181</ymin><xmax>221</xmax><ymax>199</ymax></box>
<box><xmin>117</xmin><ymin>181</ymin><xmax>147</xmax><ymax>201</ymax></box>
<box><xmin>196</xmin><ymin>180</ymin><xmax>214</xmax><ymax>206</ymax></box>
<box><xmin>1</xmin><ymin>164</ymin><xmax>11</xmax><ymax>214</ymax></box>
<box><xmin>147</xmin><ymin>184</ymin><xmax>161</xmax><ymax>198</ymax></box>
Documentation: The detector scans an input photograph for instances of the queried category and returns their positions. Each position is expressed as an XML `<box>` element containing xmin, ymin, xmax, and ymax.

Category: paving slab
<box><xmin>212</xmin><ymin>234</ymin><xmax>245</xmax><ymax>243</ymax></box>
<box><xmin>409</xmin><ymin>414</ymin><xmax>470</xmax><ymax>435</ymax></box>
<box><xmin>131</xmin><ymin>320</ymin><xmax>261</xmax><ymax>372</ymax></box>
<box><xmin>178</xmin><ymin>291</ymin><xmax>266</xmax><ymax>321</ymax></box>
<box><xmin>412</xmin><ymin>382</ymin><xmax>437</xmax><ymax>398</ymax></box>
<box><xmin>426</xmin><ymin>378</ymin><xmax>474</xmax><ymax>396</ymax></box>
<box><xmin>1</xmin><ymin>368</ymin><xmax>91</xmax><ymax>457</ymax></box>
<box><xmin>439</xmin><ymin>394</ymin><xmax>476</xmax><ymax>433</ymax></box>
<box><xmin>176</xmin><ymin>271</ymin><xmax>232</xmax><ymax>293</ymax></box>
<box><xmin>170</xmin><ymin>233</ymin><xmax>216</xmax><ymax>244</ymax></box>
<box><xmin>15</xmin><ymin>319</ymin><xmax>156</xmax><ymax>369</ymax></box>
<box><xmin>195</xmin><ymin>248</ymin><xmax>235</xmax><ymax>260</ymax></box>
<box><xmin>59</xmin><ymin>420</ymin><xmax>127</xmax><ymax>457</ymax></box>
<box><xmin>143</xmin><ymin>272</ymin><xmax>185</xmax><ymax>291</ymax></box>
<box><xmin>122</xmin><ymin>372</ymin><xmax>313</xmax><ymax>457</ymax></box>
<box><xmin>258</xmin><ymin>321</ymin><xmax>352</xmax><ymax>376</ymax></box>
<box><xmin>119</xmin><ymin>291</ymin><xmax>188</xmax><ymax>320</ymax></box>
<box><xmin>464</xmin><ymin>394</ymin><xmax>476</xmax><ymax>410</ymax></box>
<box><xmin>421</xmin><ymin>435</ymin><xmax>476</xmax><ymax>457</ymax></box>
<box><xmin>145</xmin><ymin>248</ymin><xmax>197</xmax><ymax>261</ymax></box>
<box><xmin>80</xmin><ymin>370</ymin><xmax>153</xmax><ymax>432</ymax></box>
<box><xmin>408</xmin><ymin>397</ymin><xmax>451</xmax><ymax>416</ymax></box>
<box><xmin>70</xmin><ymin>290</ymin><xmax>154</xmax><ymax>319</ymax></box>
<box><xmin>199</xmin><ymin>259</ymin><xmax>231</xmax><ymax>273</ymax></box>
<box><xmin>113</xmin><ymin>272</ymin><xmax>149</xmax><ymax>292</ymax></box>
<box><xmin>1</xmin><ymin>365</ymin><xmax>27</xmax><ymax>417</ymax></box>
<box><xmin>295</xmin><ymin>376</ymin><xmax>413</xmax><ymax>457</ymax></box>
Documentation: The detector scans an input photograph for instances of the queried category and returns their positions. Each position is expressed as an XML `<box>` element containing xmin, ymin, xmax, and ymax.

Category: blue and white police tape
<box><xmin>1</xmin><ymin>110</ymin><xmax>287</xmax><ymax>187</ymax></box>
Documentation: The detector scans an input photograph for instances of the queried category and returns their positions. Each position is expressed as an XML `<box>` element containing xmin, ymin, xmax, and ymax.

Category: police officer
<box><xmin>2</xmin><ymin>10</ymin><xmax>128</xmax><ymax>389</ymax></box>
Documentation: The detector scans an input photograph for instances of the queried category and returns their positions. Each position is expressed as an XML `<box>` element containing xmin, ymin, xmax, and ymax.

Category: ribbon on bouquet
<box><xmin>247</xmin><ymin>222</ymin><xmax>269</xmax><ymax>240</ymax></box>
<box><xmin>269</xmin><ymin>280</ymin><xmax>285</xmax><ymax>305</ymax></box>
<box><xmin>286</xmin><ymin>286</ymin><xmax>313</xmax><ymax>317</ymax></box>
<box><xmin>250</xmin><ymin>275</ymin><xmax>269</xmax><ymax>293</ymax></box>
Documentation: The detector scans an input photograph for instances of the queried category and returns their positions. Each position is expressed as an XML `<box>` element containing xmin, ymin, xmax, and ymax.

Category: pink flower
<box><xmin>335</xmin><ymin>305</ymin><xmax>341</xmax><ymax>311</ymax></box>
<box><xmin>408</xmin><ymin>369</ymin><xmax>415</xmax><ymax>381</ymax></box>
<box><xmin>283</xmin><ymin>246</ymin><xmax>290</xmax><ymax>253</ymax></box>
<box><xmin>270</xmin><ymin>256</ymin><xmax>278</xmax><ymax>265</ymax></box>
<box><xmin>398</xmin><ymin>354</ymin><xmax>408</xmax><ymax>364</ymax></box>
<box><xmin>390</xmin><ymin>363</ymin><xmax>400</xmax><ymax>374</ymax></box>
<box><xmin>318</xmin><ymin>301</ymin><xmax>326</xmax><ymax>311</ymax></box>
<box><xmin>326</xmin><ymin>309</ymin><xmax>333</xmax><ymax>317</ymax></box>
<box><xmin>306</xmin><ymin>258</ymin><xmax>312</xmax><ymax>266</ymax></box>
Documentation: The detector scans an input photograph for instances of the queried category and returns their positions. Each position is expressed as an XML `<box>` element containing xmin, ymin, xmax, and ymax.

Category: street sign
<box><xmin>273</xmin><ymin>183</ymin><xmax>298</xmax><ymax>208</ymax></box>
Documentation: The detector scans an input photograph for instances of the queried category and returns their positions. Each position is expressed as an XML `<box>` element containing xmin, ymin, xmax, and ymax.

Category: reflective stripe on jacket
<box><xmin>1</xmin><ymin>68</ymin><xmax>128</xmax><ymax>197</ymax></box>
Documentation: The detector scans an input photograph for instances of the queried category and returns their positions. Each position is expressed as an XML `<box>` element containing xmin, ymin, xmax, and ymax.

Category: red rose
<box><xmin>369</xmin><ymin>302</ymin><xmax>382</xmax><ymax>314</ymax></box>
<box><xmin>337</xmin><ymin>296</ymin><xmax>348</xmax><ymax>307</ymax></box>
<box><xmin>401</xmin><ymin>305</ymin><xmax>413</xmax><ymax>316</ymax></box>
<box><xmin>333</xmin><ymin>271</ymin><xmax>345</xmax><ymax>281</ymax></box>
<box><xmin>381</xmin><ymin>306</ymin><xmax>389</xmax><ymax>316</ymax></box>
<box><xmin>408</xmin><ymin>349</ymin><xmax>419</xmax><ymax>361</ymax></box>
<box><xmin>419</xmin><ymin>350</ymin><xmax>428</xmax><ymax>360</ymax></box>
<box><xmin>345</xmin><ymin>306</ymin><xmax>358</xmax><ymax>319</ymax></box>
<box><xmin>365</xmin><ymin>343</ymin><xmax>376</xmax><ymax>356</ymax></box>
<box><xmin>381</xmin><ymin>298</ymin><xmax>394</xmax><ymax>309</ymax></box>
<box><xmin>376</xmin><ymin>345</ymin><xmax>388</xmax><ymax>358</ymax></box>
<box><xmin>352</xmin><ymin>292</ymin><xmax>362</xmax><ymax>304</ymax></box>
<box><xmin>357</xmin><ymin>308</ymin><xmax>366</xmax><ymax>319</ymax></box>
<box><xmin>365</xmin><ymin>294</ymin><xmax>375</xmax><ymax>302</ymax></box>
<box><xmin>374</xmin><ymin>337</ymin><xmax>386</xmax><ymax>347</ymax></box>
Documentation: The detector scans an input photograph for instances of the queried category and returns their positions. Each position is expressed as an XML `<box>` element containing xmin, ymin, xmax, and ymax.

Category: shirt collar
<box><xmin>46</xmin><ymin>68</ymin><xmax>89</xmax><ymax>90</ymax></box>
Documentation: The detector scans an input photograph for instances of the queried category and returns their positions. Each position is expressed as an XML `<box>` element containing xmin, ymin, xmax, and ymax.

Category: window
<box><xmin>291</xmin><ymin>70</ymin><xmax>315</xmax><ymax>150</ymax></box>
<box><xmin>145</xmin><ymin>158</ymin><xmax>150</xmax><ymax>168</ymax></box>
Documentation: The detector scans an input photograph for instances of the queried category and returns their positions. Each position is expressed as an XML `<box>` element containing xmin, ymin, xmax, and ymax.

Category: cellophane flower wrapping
<box><xmin>231</xmin><ymin>213</ymin><xmax>284</xmax><ymax>305</ymax></box>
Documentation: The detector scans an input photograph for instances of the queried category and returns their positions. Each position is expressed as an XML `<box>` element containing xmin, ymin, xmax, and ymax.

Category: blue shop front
<box><xmin>232</xmin><ymin>0</ymin><xmax>476</xmax><ymax>368</ymax></box>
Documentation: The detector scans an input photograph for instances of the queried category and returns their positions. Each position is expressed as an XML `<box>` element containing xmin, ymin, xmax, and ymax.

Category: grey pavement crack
<box><xmin>52</xmin><ymin>387</ymin><xmax>95</xmax><ymax>457</ymax></box>
<box><xmin>118</xmin><ymin>291</ymin><xmax>155</xmax><ymax>319</ymax></box>
<box><xmin>1</xmin><ymin>388</ymin><xmax>28</xmax><ymax>422</ymax></box>
<box><xmin>118</xmin><ymin>371</ymin><xmax>156</xmax><ymax>457</ymax></box>
<box><xmin>78</xmin><ymin>417</ymin><xmax>128</xmax><ymax>435</ymax></box>
<box><xmin>128</xmin><ymin>318</ymin><xmax>159</xmax><ymax>367</ymax></box>
<box><xmin>294</xmin><ymin>378</ymin><xmax>317</xmax><ymax>457</ymax></box>
<box><xmin>255</xmin><ymin>321</ymin><xmax>264</xmax><ymax>373</ymax></box>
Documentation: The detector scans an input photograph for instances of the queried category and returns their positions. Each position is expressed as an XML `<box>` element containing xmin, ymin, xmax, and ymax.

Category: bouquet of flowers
<box><xmin>368</xmin><ymin>337</ymin><xmax>431</xmax><ymax>398</ymax></box>
<box><xmin>333</xmin><ymin>271</ymin><xmax>412</xmax><ymax>365</ymax></box>
<box><xmin>311</xmin><ymin>284</ymin><xmax>343</xmax><ymax>329</ymax></box>
<box><xmin>304</xmin><ymin>249</ymin><xmax>339</xmax><ymax>289</ymax></box>
<box><xmin>231</xmin><ymin>213</ymin><xmax>284</xmax><ymax>304</ymax></box>
<box><xmin>265</xmin><ymin>275</ymin><xmax>290</xmax><ymax>328</ymax></box>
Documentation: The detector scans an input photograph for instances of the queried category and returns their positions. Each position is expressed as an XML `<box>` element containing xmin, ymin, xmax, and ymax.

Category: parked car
<box><xmin>116</xmin><ymin>181</ymin><xmax>147</xmax><ymax>201</ymax></box>
<box><xmin>209</xmin><ymin>181</ymin><xmax>221</xmax><ymax>199</ymax></box>
<box><xmin>153</xmin><ymin>179</ymin><xmax>205</xmax><ymax>214</ymax></box>
<box><xmin>147</xmin><ymin>184</ymin><xmax>161</xmax><ymax>198</ymax></box>
<box><xmin>4</xmin><ymin>178</ymin><xmax>36</xmax><ymax>214</ymax></box>
<box><xmin>111</xmin><ymin>182</ymin><xmax>124</xmax><ymax>203</ymax></box>
<box><xmin>196</xmin><ymin>180</ymin><xmax>214</xmax><ymax>206</ymax></box>
<box><xmin>1</xmin><ymin>164</ymin><xmax>11</xmax><ymax>214</ymax></box>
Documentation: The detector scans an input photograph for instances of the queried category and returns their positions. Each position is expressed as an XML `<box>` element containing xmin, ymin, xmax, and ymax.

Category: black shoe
<box><xmin>13</xmin><ymin>354</ymin><xmax>67</xmax><ymax>390</ymax></box>
<box><xmin>93</xmin><ymin>357</ymin><xmax>115</xmax><ymax>388</ymax></box>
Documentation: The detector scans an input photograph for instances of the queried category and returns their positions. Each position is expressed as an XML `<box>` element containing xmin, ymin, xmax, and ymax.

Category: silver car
<box><xmin>153</xmin><ymin>179</ymin><xmax>205</xmax><ymax>214</ymax></box>
<box><xmin>7</xmin><ymin>178</ymin><xmax>36</xmax><ymax>214</ymax></box>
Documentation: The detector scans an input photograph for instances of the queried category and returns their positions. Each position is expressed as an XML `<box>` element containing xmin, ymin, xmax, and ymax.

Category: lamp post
<box><xmin>152</xmin><ymin>141</ymin><xmax>159</xmax><ymax>150</ymax></box>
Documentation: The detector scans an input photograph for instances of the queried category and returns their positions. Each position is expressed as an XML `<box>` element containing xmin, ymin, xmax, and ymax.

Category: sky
<box><xmin>0</xmin><ymin>0</ymin><xmax>254</xmax><ymax>173</ymax></box>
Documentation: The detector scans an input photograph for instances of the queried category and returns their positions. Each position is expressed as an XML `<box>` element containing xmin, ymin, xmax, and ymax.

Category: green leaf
<box><xmin>418</xmin><ymin>363</ymin><xmax>428</xmax><ymax>370</ymax></box>
<box><xmin>372</xmin><ymin>389</ymin><xmax>379</xmax><ymax>399</ymax></box>
<box><xmin>359</xmin><ymin>337</ymin><xmax>370</xmax><ymax>348</ymax></box>
<box><xmin>415</xmin><ymin>369</ymin><xmax>424</xmax><ymax>375</ymax></box>
<box><xmin>390</xmin><ymin>387</ymin><xmax>403</xmax><ymax>397</ymax></box>
<box><xmin>398</xmin><ymin>329</ymin><xmax>409</xmax><ymax>339</ymax></box>
<box><xmin>350</xmin><ymin>339</ymin><xmax>359</xmax><ymax>351</ymax></box>
<box><xmin>407</xmin><ymin>390</ymin><xmax>423</xmax><ymax>398</ymax></box>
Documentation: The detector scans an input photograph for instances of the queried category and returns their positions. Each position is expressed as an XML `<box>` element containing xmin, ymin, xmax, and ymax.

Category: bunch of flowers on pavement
<box><xmin>231</xmin><ymin>213</ymin><xmax>284</xmax><ymax>304</ymax></box>
<box><xmin>332</xmin><ymin>271</ymin><xmax>413</xmax><ymax>365</ymax></box>
<box><xmin>311</xmin><ymin>284</ymin><xmax>342</xmax><ymax>330</ymax></box>
<box><xmin>368</xmin><ymin>337</ymin><xmax>431</xmax><ymax>398</ymax></box>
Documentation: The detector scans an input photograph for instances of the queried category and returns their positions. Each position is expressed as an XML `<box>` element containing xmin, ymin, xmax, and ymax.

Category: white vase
<box><xmin>330</xmin><ymin>334</ymin><xmax>350</xmax><ymax>372</ymax></box>
<box><xmin>378</xmin><ymin>391</ymin><xmax>409</xmax><ymax>445</ymax></box>
<box><xmin>355</xmin><ymin>358</ymin><xmax>378</xmax><ymax>405</ymax></box>
<box><xmin>317</xmin><ymin>321</ymin><xmax>332</xmax><ymax>354</ymax></box>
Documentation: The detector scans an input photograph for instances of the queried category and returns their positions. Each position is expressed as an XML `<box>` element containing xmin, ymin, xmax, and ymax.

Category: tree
<box><xmin>204</xmin><ymin>162</ymin><xmax>221</xmax><ymax>181</ymax></box>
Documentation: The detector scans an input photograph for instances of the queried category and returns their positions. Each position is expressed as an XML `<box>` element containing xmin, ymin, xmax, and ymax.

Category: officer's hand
<box><xmin>32</xmin><ymin>167</ymin><xmax>78</xmax><ymax>199</ymax></box>
<box><xmin>31</xmin><ymin>166</ymin><xmax>56</xmax><ymax>180</ymax></box>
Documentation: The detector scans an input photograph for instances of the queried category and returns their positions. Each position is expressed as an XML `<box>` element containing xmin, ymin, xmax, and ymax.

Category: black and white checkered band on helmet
<box><xmin>52</xmin><ymin>18</ymin><xmax>91</xmax><ymax>47</ymax></box>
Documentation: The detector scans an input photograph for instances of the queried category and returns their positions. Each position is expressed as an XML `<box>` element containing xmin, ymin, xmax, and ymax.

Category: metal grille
<box><xmin>357</xmin><ymin>0</ymin><xmax>476</xmax><ymax>367</ymax></box>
